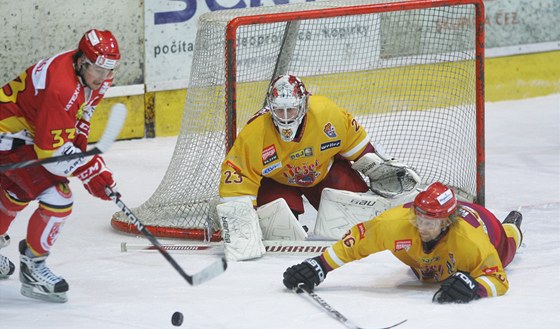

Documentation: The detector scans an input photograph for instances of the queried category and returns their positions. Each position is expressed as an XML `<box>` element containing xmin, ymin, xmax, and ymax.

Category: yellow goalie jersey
<box><xmin>321</xmin><ymin>204</ymin><xmax>510</xmax><ymax>298</ymax></box>
<box><xmin>219</xmin><ymin>95</ymin><xmax>370</xmax><ymax>202</ymax></box>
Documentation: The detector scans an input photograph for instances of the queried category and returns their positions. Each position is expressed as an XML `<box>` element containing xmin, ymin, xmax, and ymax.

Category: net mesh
<box><xmin>112</xmin><ymin>0</ymin><xmax>483</xmax><ymax>239</ymax></box>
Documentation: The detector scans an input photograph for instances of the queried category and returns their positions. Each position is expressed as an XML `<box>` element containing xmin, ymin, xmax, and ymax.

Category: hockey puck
<box><xmin>171</xmin><ymin>311</ymin><xmax>184</xmax><ymax>326</ymax></box>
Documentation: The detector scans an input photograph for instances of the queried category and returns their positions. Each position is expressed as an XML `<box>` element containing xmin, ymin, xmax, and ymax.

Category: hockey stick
<box><xmin>108</xmin><ymin>189</ymin><xmax>227</xmax><ymax>286</ymax></box>
<box><xmin>120</xmin><ymin>239</ymin><xmax>335</xmax><ymax>256</ymax></box>
<box><xmin>0</xmin><ymin>103</ymin><xmax>127</xmax><ymax>172</ymax></box>
<box><xmin>294</xmin><ymin>284</ymin><xmax>407</xmax><ymax>329</ymax></box>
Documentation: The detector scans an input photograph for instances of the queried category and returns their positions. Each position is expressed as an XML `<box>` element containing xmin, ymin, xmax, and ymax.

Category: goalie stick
<box><xmin>294</xmin><ymin>284</ymin><xmax>407</xmax><ymax>329</ymax></box>
<box><xmin>120</xmin><ymin>239</ymin><xmax>336</xmax><ymax>256</ymax></box>
<box><xmin>108</xmin><ymin>189</ymin><xmax>227</xmax><ymax>286</ymax></box>
<box><xmin>0</xmin><ymin>103</ymin><xmax>127</xmax><ymax>172</ymax></box>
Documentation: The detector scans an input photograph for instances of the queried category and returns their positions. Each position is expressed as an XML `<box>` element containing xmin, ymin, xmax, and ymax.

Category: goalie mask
<box><xmin>267</xmin><ymin>75</ymin><xmax>309</xmax><ymax>142</ymax></box>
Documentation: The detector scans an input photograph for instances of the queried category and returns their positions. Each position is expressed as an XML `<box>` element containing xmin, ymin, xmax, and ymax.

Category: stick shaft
<box><xmin>111</xmin><ymin>192</ymin><xmax>227</xmax><ymax>286</ymax></box>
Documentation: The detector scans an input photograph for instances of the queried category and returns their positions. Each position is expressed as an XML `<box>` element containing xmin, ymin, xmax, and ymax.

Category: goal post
<box><xmin>112</xmin><ymin>0</ymin><xmax>485</xmax><ymax>240</ymax></box>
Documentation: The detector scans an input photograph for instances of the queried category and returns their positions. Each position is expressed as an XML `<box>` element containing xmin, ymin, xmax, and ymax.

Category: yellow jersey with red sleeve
<box><xmin>320</xmin><ymin>203</ymin><xmax>510</xmax><ymax>298</ymax></box>
<box><xmin>219</xmin><ymin>95</ymin><xmax>371</xmax><ymax>203</ymax></box>
<box><xmin>0</xmin><ymin>49</ymin><xmax>112</xmax><ymax>159</ymax></box>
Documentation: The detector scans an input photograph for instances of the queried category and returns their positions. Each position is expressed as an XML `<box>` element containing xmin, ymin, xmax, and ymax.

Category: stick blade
<box><xmin>190</xmin><ymin>257</ymin><xmax>228</xmax><ymax>286</ymax></box>
<box><xmin>96</xmin><ymin>103</ymin><xmax>127</xmax><ymax>153</ymax></box>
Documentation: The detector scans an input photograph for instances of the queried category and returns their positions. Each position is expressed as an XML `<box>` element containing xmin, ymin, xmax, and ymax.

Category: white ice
<box><xmin>1</xmin><ymin>94</ymin><xmax>559</xmax><ymax>329</ymax></box>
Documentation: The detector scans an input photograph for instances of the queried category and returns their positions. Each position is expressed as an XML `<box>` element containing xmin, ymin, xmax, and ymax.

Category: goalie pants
<box><xmin>257</xmin><ymin>159</ymin><xmax>368</xmax><ymax>215</ymax></box>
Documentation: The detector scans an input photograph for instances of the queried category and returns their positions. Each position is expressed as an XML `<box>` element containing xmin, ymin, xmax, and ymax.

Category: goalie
<box><xmin>217</xmin><ymin>74</ymin><xmax>421</xmax><ymax>261</ymax></box>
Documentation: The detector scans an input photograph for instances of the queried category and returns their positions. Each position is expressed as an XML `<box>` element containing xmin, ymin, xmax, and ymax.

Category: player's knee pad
<box><xmin>36</xmin><ymin>183</ymin><xmax>73</xmax><ymax>206</ymax></box>
<box><xmin>257</xmin><ymin>198</ymin><xmax>308</xmax><ymax>241</ymax></box>
<box><xmin>26</xmin><ymin>202</ymin><xmax>73</xmax><ymax>255</ymax></box>
<box><xmin>26</xmin><ymin>184</ymin><xmax>73</xmax><ymax>255</ymax></box>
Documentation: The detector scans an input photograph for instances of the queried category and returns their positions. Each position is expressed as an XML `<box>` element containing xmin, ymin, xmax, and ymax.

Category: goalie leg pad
<box><xmin>217</xmin><ymin>198</ymin><xmax>265</xmax><ymax>261</ymax></box>
<box><xmin>257</xmin><ymin>198</ymin><xmax>308</xmax><ymax>241</ymax></box>
<box><xmin>314</xmin><ymin>188</ymin><xmax>392</xmax><ymax>240</ymax></box>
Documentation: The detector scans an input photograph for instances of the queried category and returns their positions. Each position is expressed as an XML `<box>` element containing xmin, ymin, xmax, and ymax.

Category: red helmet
<box><xmin>78</xmin><ymin>29</ymin><xmax>120</xmax><ymax>70</ymax></box>
<box><xmin>413</xmin><ymin>182</ymin><xmax>457</xmax><ymax>218</ymax></box>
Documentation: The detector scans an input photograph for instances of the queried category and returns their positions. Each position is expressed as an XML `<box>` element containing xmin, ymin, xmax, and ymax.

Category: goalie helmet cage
<box><xmin>112</xmin><ymin>0</ymin><xmax>485</xmax><ymax>241</ymax></box>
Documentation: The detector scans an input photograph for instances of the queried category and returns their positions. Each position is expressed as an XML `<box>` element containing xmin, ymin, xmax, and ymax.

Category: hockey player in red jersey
<box><xmin>283</xmin><ymin>182</ymin><xmax>523</xmax><ymax>303</ymax></box>
<box><xmin>217</xmin><ymin>74</ymin><xmax>421</xmax><ymax>261</ymax></box>
<box><xmin>0</xmin><ymin>29</ymin><xmax>120</xmax><ymax>302</ymax></box>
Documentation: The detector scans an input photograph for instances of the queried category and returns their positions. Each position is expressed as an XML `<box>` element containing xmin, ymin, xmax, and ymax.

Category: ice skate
<box><xmin>19</xmin><ymin>239</ymin><xmax>69</xmax><ymax>303</ymax></box>
<box><xmin>502</xmin><ymin>210</ymin><xmax>523</xmax><ymax>229</ymax></box>
<box><xmin>0</xmin><ymin>234</ymin><xmax>15</xmax><ymax>279</ymax></box>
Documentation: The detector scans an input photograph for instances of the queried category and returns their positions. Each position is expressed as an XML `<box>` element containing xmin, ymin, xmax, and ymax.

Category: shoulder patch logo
<box><xmin>323</xmin><ymin>122</ymin><xmax>337</xmax><ymax>138</ymax></box>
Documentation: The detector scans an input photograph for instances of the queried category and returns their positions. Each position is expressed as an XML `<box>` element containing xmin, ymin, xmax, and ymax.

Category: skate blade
<box><xmin>21</xmin><ymin>284</ymin><xmax>67</xmax><ymax>303</ymax></box>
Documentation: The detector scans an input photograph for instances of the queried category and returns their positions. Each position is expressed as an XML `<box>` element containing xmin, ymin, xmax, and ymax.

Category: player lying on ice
<box><xmin>282</xmin><ymin>182</ymin><xmax>524</xmax><ymax>303</ymax></box>
<box><xmin>0</xmin><ymin>30</ymin><xmax>120</xmax><ymax>303</ymax></box>
<box><xmin>217</xmin><ymin>74</ymin><xmax>422</xmax><ymax>261</ymax></box>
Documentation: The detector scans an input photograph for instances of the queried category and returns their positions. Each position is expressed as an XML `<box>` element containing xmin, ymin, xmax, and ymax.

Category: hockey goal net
<box><xmin>112</xmin><ymin>0</ymin><xmax>485</xmax><ymax>240</ymax></box>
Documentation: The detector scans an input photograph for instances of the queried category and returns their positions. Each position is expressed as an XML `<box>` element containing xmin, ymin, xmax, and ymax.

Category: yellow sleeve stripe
<box><xmin>340</xmin><ymin>136</ymin><xmax>370</xmax><ymax>159</ymax></box>
<box><xmin>478</xmin><ymin>276</ymin><xmax>498</xmax><ymax>297</ymax></box>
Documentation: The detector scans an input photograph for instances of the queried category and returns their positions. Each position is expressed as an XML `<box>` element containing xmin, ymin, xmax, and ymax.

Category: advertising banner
<box><xmin>145</xmin><ymin>0</ymin><xmax>559</xmax><ymax>92</ymax></box>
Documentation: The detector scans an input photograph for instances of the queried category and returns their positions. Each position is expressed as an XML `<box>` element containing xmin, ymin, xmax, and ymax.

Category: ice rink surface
<box><xmin>0</xmin><ymin>94</ymin><xmax>559</xmax><ymax>328</ymax></box>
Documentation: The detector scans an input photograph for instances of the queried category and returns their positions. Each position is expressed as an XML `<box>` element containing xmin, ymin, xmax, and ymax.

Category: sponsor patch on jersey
<box><xmin>283</xmin><ymin>160</ymin><xmax>320</xmax><ymax>186</ymax></box>
<box><xmin>320</xmin><ymin>140</ymin><xmax>341</xmax><ymax>151</ymax></box>
<box><xmin>64</xmin><ymin>82</ymin><xmax>82</xmax><ymax>112</ymax></box>
<box><xmin>290</xmin><ymin>147</ymin><xmax>313</xmax><ymax>160</ymax></box>
<box><xmin>357</xmin><ymin>223</ymin><xmax>366</xmax><ymax>240</ymax></box>
<box><xmin>323</xmin><ymin>122</ymin><xmax>337</xmax><ymax>138</ymax></box>
<box><xmin>395</xmin><ymin>239</ymin><xmax>412</xmax><ymax>251</ymax></box>
<box><xmin>482</xmin><ymin>266</ymin><xmax>499</xmax><ymax>275</ymax></box>
<box><xmin>262</xmin><ymin>145</ymin><xmax>278</xmax><ymax>165</ymax></box>
<box><xmin>262</xmin><ymin>162</ymin><xmax>282</xmax><ymax>175</ymax></box>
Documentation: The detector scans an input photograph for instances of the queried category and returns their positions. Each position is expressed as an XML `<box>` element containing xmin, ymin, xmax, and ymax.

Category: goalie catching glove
<box><xmin>283</xmin><ymin>256</ymin><xmax>327</xmax><ymax>291</ymax></box>
<box><xmin>73</xmin><ymin>155</ymin><xmax>116</xmax><ymax>200</ymax></box>
<box><xmin>352</xmin><ymin>152</ymin><xmax>421</xmax><ymax>198</ymax></box>
<box><xmin>433</xmin><ymin>272</ymin><xmax>480</xmax><ymax>304</ymax></box>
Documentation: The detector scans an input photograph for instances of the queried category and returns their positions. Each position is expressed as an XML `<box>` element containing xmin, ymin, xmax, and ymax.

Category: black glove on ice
<box><xmin>283</xmin><ymin>257</ymin><xmax>327</xmax><ymax>291</ymax></box>
<box><xmin>433</xmin><ymin>272</ymin><xmax>480</xmax><ymax>304</ymax></box>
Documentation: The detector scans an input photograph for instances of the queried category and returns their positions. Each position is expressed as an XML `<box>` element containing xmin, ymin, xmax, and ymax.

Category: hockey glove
<box><xmin>73</xmin><ymin>118</ymin><xmax>90</xmax><ymax>152</ymax></box>
<box><xmin>283</xmin><ymin>256</ymin><xmax>327</xmax><ymax>292</ymax></box>
<box><xmin>433</xmin><ymin>272</ymin><xmax>480</xmax><ymax>304</ymax></box>
<box><xmin>73</xmin><ymin>155</ymin><xmax>116</xmax><ymax>200</ymax></box>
